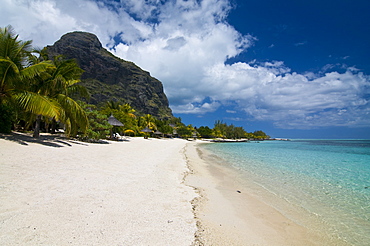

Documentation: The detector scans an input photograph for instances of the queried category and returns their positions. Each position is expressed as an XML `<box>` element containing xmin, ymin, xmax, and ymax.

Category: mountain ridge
<box><xmin>45</xmin><ymin>31</ymin><xmax>173</xmax><ymax>119</ymax></box>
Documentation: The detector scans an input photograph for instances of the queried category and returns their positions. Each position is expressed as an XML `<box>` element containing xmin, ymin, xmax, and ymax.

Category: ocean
<box><xmin>200</xmin><ymin>139</ymin><xmax>370</xmax><ymax>245</ymax></box>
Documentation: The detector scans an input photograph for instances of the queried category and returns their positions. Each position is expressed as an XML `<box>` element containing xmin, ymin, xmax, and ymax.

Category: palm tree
<box><xmin>120</xmin><ymin>103</ymin><xmax>136</xmax><ymax>119</ymax></box>
<box><xmin>104</xmin><ymin>100</ymin><xmax>120</xmax><ymax>113</ymax></box>
<box><xmin>0</xmin><ymin>26</ymin><xmax>59</xmax><ymax>133</ymax></box>
<box><xmin>29</xmin><ymin>54</ymin><xmax>89</xmax><ymax>137</ymax></box>
<box><xmin>213</xmin><ymin>120</ymin><xmax>226</xmax><ymax>138</ymax></box>
<box><xmin>142</xmin><ymin>114</ymin><xmax>157</xmax><ymax>130</ymax></box>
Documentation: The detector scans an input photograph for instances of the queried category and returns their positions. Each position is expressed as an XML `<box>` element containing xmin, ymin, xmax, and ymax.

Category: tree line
<box><xmin>0</xmin><ymin>26</ymin><xmax>269</xmax><ymax>141</ymax></box>
<box><xmin>196</xmin><ymin>121</ymin><xmax>269</xmax><ymax>140</ymax></box>
<box><xmin>0</xmin><ymin>26</ymin><xmax>88</xmax><ymax>138</ymax></box>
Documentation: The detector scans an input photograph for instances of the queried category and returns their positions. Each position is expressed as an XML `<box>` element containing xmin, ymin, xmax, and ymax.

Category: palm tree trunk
<box><xmin>45</xmin><ymin>122</ymin><xmax>50</xmax><ymax>133</ymax></box>
<box><xmin>51</xmin><ymin>117</ymin><xmax>57</xmax><ymax>134</ymax></box>
<box><xmin>33</xmin><ymin>114</ymin><xmax>41</xmax><ymax>138</ymax></box>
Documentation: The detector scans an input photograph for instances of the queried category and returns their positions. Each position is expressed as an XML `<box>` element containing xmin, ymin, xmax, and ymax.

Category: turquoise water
<box><xmin>201</xmin><ymin>140</ymin><xmax>370</xmax><ymax>245</ymax></box>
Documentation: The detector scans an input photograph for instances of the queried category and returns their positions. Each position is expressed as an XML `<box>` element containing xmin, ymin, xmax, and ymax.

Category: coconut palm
<box><xmin>142</xmin><ymin>114</ymin><xmax>157</xmax><ymax>130</ymax></box>
<box><xmin>120</xmin><ymin>103</ymin><xmax>136</xmax><ymax>119</ymax></box>
<box><xmin>104</xmin><ymin>100</ymin><xmax>120</xmax><ymax>113</ymax></box>
<box><xmin>0</xmin><ymin>26</ymin><xmax>59</xmax><ymax>133</ymax></box>
<box><xmin>29</xmin><ymin>54</ymin><xmax>89</xmax><ymax>137</ymax></box>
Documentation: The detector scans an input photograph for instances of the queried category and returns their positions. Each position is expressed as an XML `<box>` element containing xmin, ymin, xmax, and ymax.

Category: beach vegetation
<box><xmin>0</xmin><ymin>26</ymin><xmax>88</xmax><ymax>137</ymax></box>
<box><xmin>101</xmin><ymin>101</ymin><xmax>138</xmax><ymax>136</ymax></box>
<box><xmin>154</xmin><ymin>118</ymin><xmax>174</xmax><ymax>135</ymax></box>
<box><xmin>197</xmin><ymin>126</ymin><xmax>213</xmax><ymax>138</ymax></box>
<box><xmin>193</xmin><ymin>120</ymin><xmax>270</xmax><ymax>140</ymax></box>
<box><xmin>78</xmin><ymin>101</ymin><xmax>111</xmax><ymax>141</ymax></box>
<box><xmin>176</xmin><ymin>124</ymin><xmax>196</xmax><ymax>139</ymax></box>
<box><xmin>0</xmin><ymin>25</ymin><xmax>57</xmax><ymax>133</ymax></box>
<box><xmin>0</xmin><ymin>104</ymin><xmax>15</xmax><ymax>133</ymax></box>
<box><xmin>140</xmin><ymin>114</ymin><xmax>157</xmax><ymax>130</ymax></box>
<box><xmin>213</xmin><ymin>120</ymin><xmax>228</xmax><ymax>138</ymax></box>
<box><xmin>252</xmin><ymin>130</ymin><xmax>270</xmax><ymax>139</ymax></box>
<box><xmin>27</xmin><ymin>54</ymin><xmax>89</xmax><ymax>138</ymax></box>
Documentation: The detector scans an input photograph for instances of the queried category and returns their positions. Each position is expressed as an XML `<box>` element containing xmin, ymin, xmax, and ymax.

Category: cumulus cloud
<box><xmin>1</xmin><ymin>0</ymin><xmax>134</xmax><ymax>48</ymax></box>
<box><xmin>1</xmin><ymin>0</ymin><xmax>369</xmax><ymax>129</ymax></box>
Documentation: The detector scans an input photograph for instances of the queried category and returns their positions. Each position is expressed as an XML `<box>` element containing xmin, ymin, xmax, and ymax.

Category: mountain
<box><xmin>44</xmin><ymin>31</ymin><xmax>172</xmax><ymax>119</ymax></box>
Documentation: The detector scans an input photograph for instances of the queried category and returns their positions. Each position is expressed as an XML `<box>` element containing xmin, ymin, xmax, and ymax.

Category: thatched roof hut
<box><xmin>108</xmin><ymin>114</ymin><xmax>124</xmax><ymax>126</ymax></box>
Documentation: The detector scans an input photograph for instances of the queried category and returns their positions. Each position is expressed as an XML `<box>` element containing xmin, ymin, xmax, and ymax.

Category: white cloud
<box><xmin>226</xmin><ymin>110</ymin><xmax>236</xmax><ymax>114</ymax></box>
<box><xmin>112</xmin><ymin>0</ymin><xmax>253</xmax><ymax>108</ymax></box>
<box><xmin>0</xmin><ymin>0</ymin><xmax>137</xmax><ymax>48</ymax></box>
<box><xmin>1</xmin><ymin>0</ymin><xmax>369</xmax><ymax>129</ymax></box>
<box><xmin>294</xmin><ymin>41</ymin><xmax>307</xmax><ymax>46</ymax></box>
<box><xmin>173</xmin><ymin>100</ymin><xmax>221</xmax><ymax>114</ymax></box>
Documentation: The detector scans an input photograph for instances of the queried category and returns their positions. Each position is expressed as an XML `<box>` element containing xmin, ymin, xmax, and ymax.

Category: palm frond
<box><xmin>21</xmin><ymin>61</ymin><xmax>53</xmax><ymax>79</ymax></box>
<box><xmin>56</xmin><ymin>94</ymin><xmax>88</xmax><ymax>132</ymax></box>
<box><xmin>52</xmin><ymin>58</ymin><xmax>83</xmax><ymax>81</ymax></box>
<box><xmin>15</xmin><ymin>91</ymin><xmax>61</xmax><ymax>120</ymax></box>
<box><xmin>0</xmin><ymin>58</ymin><xmax>20</xmax><ymax>83</ymax></box>
<box><xmin>66</xmin><ymin>82</ymin><xmax>90</xmax><ymax>98</ymax></box>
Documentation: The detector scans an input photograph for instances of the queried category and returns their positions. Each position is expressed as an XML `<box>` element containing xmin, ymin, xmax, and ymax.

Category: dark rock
<box><xmin>45</xmin><ymin>31</ymin><xmax>172</xmax><ymax>119</ymax></box>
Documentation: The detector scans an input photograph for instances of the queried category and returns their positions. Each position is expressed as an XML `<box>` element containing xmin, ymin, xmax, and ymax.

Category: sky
<box><xmin>1</xmin><ymin>0</ymin><xmax>370</xmax><ymax>138</ymax></box>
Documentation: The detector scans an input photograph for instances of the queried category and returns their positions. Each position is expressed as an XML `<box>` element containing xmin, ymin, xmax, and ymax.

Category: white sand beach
<box><xmin>0</xmin><ymin>133</ymin><xmax>197</xmax><ymax>245</ymax></box>
<box><xmin>0</xmin><ymin>133</ymin><xmax>348</xmax><ymax>245</ymax></box>
<box><xmin>185</xmin><ymin>142</ymin><xmax>349</xmax><ymax>246</ymax></box>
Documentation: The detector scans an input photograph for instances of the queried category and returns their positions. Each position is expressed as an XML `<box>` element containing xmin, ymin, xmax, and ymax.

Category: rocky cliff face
<box><xmin>45</xmin><ymin>32</ymin><xmax>172</xmax><ymax>119</ymax></box>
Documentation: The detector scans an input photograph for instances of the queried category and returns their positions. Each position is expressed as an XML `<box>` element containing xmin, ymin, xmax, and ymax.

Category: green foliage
<box><xmin>253</xmin><ymin>130</ymin><xmax>270</xmax><ymax>139</ymax></box>
<box><xmin>101</xmin><ymin>101</ymin><xmax>139</xmax><ymax>135</ymax></box>
<box><xmin>155</xmin><ymin>119</ymin><xmax>173</xmax><ymax>135</ymax></box>
<box><xmin>141</xmin><ymin>114</ymin><xmax>157</xmax><ymax>130</ymax></box>
<box><xmin>213</xmin><ymin>120</ymin><xmax>228</xmax><ymax>138</ymax></box>
<box><xmin>1</xmin><ymin>26</ymin><xmax>88</xmax><ymax>138</ymax></box>
<box><xmin>197</xmin><ymin>126</ymin><xmax>213</xmax><ymax>138</ymax></box>
<box><xmin>177</xmin><ymin>124</ymin><xmax>196</xmax><ymax>139</ymax></box>
<box><xmin>0</xmin><ymin>25</ymin><xmax>32</xmax><ymax>104</ymax></box>
<box><xmin>210</xmin><ymin>120</ymin><xmax>269</xmax><ymax>139</ymax></box>
<box><xmin>79</xmin><ymin>101</ymin><xmax>111</xmax><ymax>141</ymax></box>
<box><xmin>225</xmin><ymin>125</ymin><xmax>246</xmax><ymax>139</ymax></box>
<box><xmin>0</xmin><ymin>104</ymin><xmax>15</xmax><ymax>133</ymax></box>
<box><xmin>25</xmin><ymin>55</ymin><xmax>89</xmax><ymax>137</ymax></box>
<box><xmin>176</xmin><ymin>126</ymin><xmax>191</xmax><ymax>138</ymax></box>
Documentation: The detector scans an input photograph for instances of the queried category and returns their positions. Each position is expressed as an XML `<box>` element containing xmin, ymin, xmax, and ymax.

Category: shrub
<box><xmin>0</xmin><ymin>104</ymin><xmax>15</xmax><ymax>133</ymax></box>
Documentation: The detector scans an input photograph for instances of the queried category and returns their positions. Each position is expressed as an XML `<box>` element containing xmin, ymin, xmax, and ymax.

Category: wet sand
<box><xmin>185</xmin><ymin>142</ymin><xmax>349</xmax><ymax>246</ymax></box>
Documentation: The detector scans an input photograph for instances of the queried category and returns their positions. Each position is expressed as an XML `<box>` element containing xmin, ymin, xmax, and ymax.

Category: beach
<box><xmin>0</xmin><ymin>133</ymin><xmax>350</xmax><ymax>245</ymax></box>
<box><xmin>185</xmin><ymin>142</ymin><xmax>349</xmax><ymax>246</ymax></box>
<box><xmin>0</xmin><ymin>133</ymin><xmax>196</xmax><ymax>245</ymax></box>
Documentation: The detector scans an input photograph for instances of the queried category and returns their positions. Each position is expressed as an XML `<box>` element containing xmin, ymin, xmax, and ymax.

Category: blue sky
<box><xmin>1</xmin><ymin>0</ymin><xmax>370</xmax><ymax>138</ymax></box>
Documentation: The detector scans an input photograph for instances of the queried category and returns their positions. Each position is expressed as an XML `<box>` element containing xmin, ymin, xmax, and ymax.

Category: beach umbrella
<box><xmin>154</xmin><ymin>130</ymin><xmax>163</xmax><ymax>138</ymax></box>
<box><xmin>141</xmin><ymin>127</ymin><xmax>153</xmax><ymax>139</ymax></box>
<box><xmin>108</xmin><ymin>114</ymin><xmax>124</xmax><ymax>139</ymax></box>
<box><xmin>108</xmin><ymin>114</ymin><xmax>124</xmax><ymax>126</ymax></box>
<box><xmin>124</xmin><ymin>129</ymin><xmax>135</xmax><ymax>136</ymax></box>
<box><xmin>141</xmin><ymin>127</ymin><xmax>152</xmax><ymax>133</ymax></box>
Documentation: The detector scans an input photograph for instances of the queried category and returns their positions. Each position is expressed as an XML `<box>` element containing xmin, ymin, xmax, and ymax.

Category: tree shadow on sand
<box><xmin>0</xmin><ymin>132</ymin><xmax>87</xmax><ymax>148</ymax></box>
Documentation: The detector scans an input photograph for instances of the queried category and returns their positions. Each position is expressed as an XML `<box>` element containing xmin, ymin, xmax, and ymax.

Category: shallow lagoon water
<box><xmin>201</xmin><ymin>139</ymin><xmax>370</xmax><ymax>245</ymax></box>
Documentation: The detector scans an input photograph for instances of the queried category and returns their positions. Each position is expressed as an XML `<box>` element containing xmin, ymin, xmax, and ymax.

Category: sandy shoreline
<box><xmin>0</xmin><ymin>133</ymin><xmax>196</xmax><ymax>245</ymax></box>
<box><xmin>185</xmin><ymin>142</ymin><xmax>349</xmax><ymax>246</ymax></box>
<box><xmin>1</xmin><ymin>133</ymin><xmax>349</xmax><ymax>245</ymax></box>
